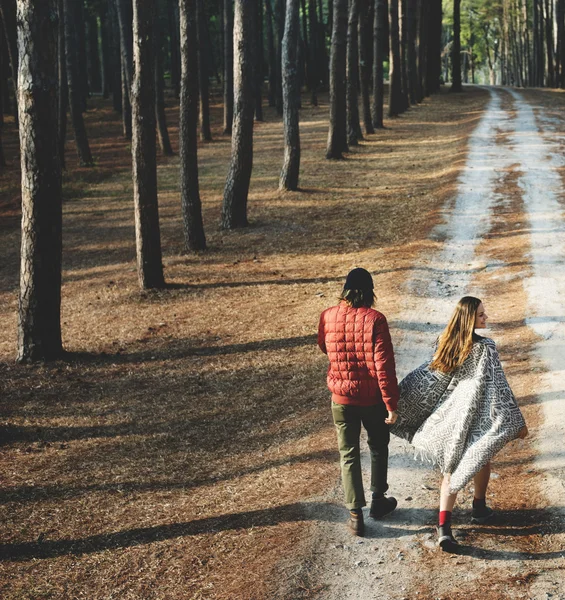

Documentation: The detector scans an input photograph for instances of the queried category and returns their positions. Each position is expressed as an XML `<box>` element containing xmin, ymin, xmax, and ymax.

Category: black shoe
<box><xmin>348</xmin><ymin>510</ymin><xmax>365</xmax><ymax>537</ymax></box>
<box><xmin>471</xmin><ymin>505</ymin><xmax>494</xmax><ymax>524</ymax></box>
<box><xmin>437</xmin><ymin>523</ymin><xmax>459</xmax><ymax>551</ymax></box>
<box><xmin>369</xmin><ymin>495</ymin><xmax>397</xmax><ymax>519</ymax></box>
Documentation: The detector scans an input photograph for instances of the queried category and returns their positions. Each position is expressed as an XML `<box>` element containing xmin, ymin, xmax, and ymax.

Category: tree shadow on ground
<box><xmin>0</xmin><ymin>501</ymin><xmax>343</xmax><ymax>562</ymax></box>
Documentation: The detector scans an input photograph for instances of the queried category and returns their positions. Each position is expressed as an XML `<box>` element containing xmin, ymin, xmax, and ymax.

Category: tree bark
<box><xmin>326</xmin><ymin>0</ymin><xmax>348</xmax><ymax>158</ymax></box>
<box><xmin>399</xmin><ymin>0</ymin><xmax>408</xmax><ymax>110</ymax></box>
<box><xmin>221</xmin><ymin>0</ymin><xmax>256</xmax><ymax>229</ymax></box>
<box><xmin>372</xmin><ymin>0</ymin><xmax>387</xmax><ymax>128</ymax></box>
<box><xmin>179</xmin><ymin>0</ymin><xmax>206</xmax><ymax>250</ymax></box>
<box><xmin>223</xmin><ymin>0</ymin><xmax>234</xmax><ymax>133</ymax></box>
<box><xmin>16</xmin><ymin>0</ymin><xmax>63</xmax><ymax>362</ymax></box>
<box><xmin>388</xmin><ymin>0</ymin><xmax>402</xmax><ymax>116</ymax></box>
<box><xmin>131</xmin><ymin>0</ymin><xmax>165</xmax><ymax>289</ymax></box>
<box><xmin>346</xmin><ymin>0</ymin><xmax>362</xmax><ymax>145</ymax></box>
<box><xmin>450</xmin><ymin>0</ymin><xmax>462</xmax><ymax>92</ymax></box>
<box><xmin>279</xmin><ymin>0</ymin><xmax>300</xmax><ymax>190</ymax></box>
<box><xmin>99</xmin><ymin>3</ymin><xmax>111</xmax><ymax>98</ymax></box>
<box><xmin>266</xmin><ymin>0</ymin><xmax>277</xmax><ymax>106</ymax></box>
<box><xmin>64</xmin><ymin>0</ymin><xmax>93</xmax><ymax>165</ymax></box>
<box><xmin>197</xmin><ymin>0</ymin><xmax>212</xmax><ymax>141</ymax></box>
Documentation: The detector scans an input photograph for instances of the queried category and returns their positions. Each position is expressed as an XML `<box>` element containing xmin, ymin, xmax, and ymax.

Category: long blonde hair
<box><xmin>430</xmin><ymin>296</ymin><xmax>482</xmax><ymax>373</ymax></box>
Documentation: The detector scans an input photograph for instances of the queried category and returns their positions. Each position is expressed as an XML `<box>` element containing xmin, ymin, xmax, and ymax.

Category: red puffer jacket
<box><xmin>318</xmin><ymin>302</ymin><xmax>399</xmax><ymax>410</ymax></box>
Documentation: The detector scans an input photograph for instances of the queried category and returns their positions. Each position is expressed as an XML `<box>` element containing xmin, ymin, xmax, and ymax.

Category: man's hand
<box><xmin>518</xmin><ymin>425</ymin><xmax>529</xmax><ymax>439</ymax></box>
<box><xmin>385</xmin><ymin>410</ymin><xmax>398</xmax><ymax>425</ymax></box>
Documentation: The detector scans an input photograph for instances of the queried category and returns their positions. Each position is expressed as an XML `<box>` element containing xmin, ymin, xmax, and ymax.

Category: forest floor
<box><xmin>0</xmin><ymin>84</ymin><xmax>564</xmax><ymax>600</ymax></box>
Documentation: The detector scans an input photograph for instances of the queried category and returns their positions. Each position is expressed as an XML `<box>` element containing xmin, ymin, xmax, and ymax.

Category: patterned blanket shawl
<box><xmin>391</xmin><ymin>338</ymin><xmax>526</xmax><ymax>492</ymax></box>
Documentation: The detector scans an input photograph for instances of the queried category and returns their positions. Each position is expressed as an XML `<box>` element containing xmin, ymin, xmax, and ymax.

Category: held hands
<box><xmin>518</xmin><ymin>425</ymin><xmax>529</xmax><ymax>439</ymax></box>
<box><xmin>385</xmin><ymin>410</ymin><xmax>398</xmax><ymax>425</ymax></box>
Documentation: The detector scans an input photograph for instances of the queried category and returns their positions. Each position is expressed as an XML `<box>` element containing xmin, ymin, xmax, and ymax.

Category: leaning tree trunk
<box><xmin>131</xmin><ymin>0</ymin><xmax>165</xmax><ymax>289</ymax></box>
<box><xmin>16</xmin><ymin>0</ymin><xmax>63</xmax><ymax>362</ymax></box>
<box><xmin>326</xmin><ymin>0</ymin><xmax>348</xmax><ymax>158</ymax></box>
<box><xmin>358</xmin><ymin>0</ymin><xmax>374</xmax><ymax>134</ymax></box>
<box><xmin>179</xmin><ymin>0</ymin><xmax>206</xmax><ymax>250</ymax></box>
<box><xmin>372</xmin><ymin>0</ymin><xmax>387</xmax><ymax>128</ymax></box>
<box><xmin>63</xmin><ymin>0</ymin><xmax>93</xmax><ymax>165</ymax></box>
<box><xmin>279</xmin><ymin>0</ymin><xmax>300</xmax><ymax>190</ymax></box>
<box><xmin>388</xmin><ymin>0</ymin><xmax>402</xmax><ymax>116</ymax></box>
<box><xmin>346</xmin><ymin>0</ymin><xmax>362</xmax><ymax>146</ymax></box>
<box><xmin>450</xmin><ymin>0</ymin><xmax>462</xmax><ymax>92</ymax></box>
<box><xmin>221</xmin><ymin>0</ymin><xmax>256</xmax><ymax>229</ymax></box>
<box><xmin>223</xmin><ymin>0</ymin><xmax>234</xmax><ymax>133</ymax></box>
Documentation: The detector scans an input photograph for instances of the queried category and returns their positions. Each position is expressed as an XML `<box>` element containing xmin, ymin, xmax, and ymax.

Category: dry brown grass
<box><xmin>0</xmin><ymin>85</ymin><xmax>490</xmax><ymax>599</ymax></box>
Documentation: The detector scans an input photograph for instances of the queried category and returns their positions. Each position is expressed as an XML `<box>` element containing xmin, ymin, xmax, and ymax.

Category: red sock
<box><xmin>439</xmin><ymin>510</ymin><xmax>452</xmax><ymax>526</ymax></box>
<box><xmin>473</xmin><ymin>497</ymin><xmax>486</xmax><ymax>509</ymax></box>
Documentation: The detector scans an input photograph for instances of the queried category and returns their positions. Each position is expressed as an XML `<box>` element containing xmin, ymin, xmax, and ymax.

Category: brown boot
<box><xmin>348</xmin><ymin>509</ymin><xmax>365</xmax><ymax>537</ymax></box>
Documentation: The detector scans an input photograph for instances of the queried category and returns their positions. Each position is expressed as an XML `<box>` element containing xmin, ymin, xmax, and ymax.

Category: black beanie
<box><xmin>343</xmin><ymin>267</ymin><xmax>374</xmax><ymax>290</ymax></box>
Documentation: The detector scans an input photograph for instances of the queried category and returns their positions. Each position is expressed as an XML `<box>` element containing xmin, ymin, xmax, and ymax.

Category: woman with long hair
<box><xmin>392</xmin><ymin>296</ymin><xmax>528</xmax><ymax>551</ymax></box>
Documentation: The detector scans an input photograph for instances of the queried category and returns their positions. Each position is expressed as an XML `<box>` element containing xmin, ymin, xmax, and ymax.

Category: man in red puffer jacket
<box><xmin>318</xmin><ymin>267</ymin><xmax>399</xmax><ymax>537</ymax></box>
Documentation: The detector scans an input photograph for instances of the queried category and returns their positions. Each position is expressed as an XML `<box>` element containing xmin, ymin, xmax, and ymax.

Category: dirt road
<box><xmin>301</xmin><ymin>88</ymin><xmax>565</xmax><ymax>600</ymax></box>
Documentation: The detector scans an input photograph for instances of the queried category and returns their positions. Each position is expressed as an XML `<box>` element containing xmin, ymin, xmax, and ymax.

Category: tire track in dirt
<box><xmin>304</xmin><ymin>89</ymin><xmax>565</xmax><ymax>600</ymax></box>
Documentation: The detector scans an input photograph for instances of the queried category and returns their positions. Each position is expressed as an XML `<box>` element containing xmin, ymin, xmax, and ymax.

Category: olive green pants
<box><xmin>331</xmin><ymin>402</ymin><xmax>390</xmax><ymax>510</ymax></box>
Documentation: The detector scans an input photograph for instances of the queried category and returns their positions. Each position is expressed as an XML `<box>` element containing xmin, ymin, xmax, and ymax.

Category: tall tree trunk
<box><xmin>155</xmin><ymin>13</ymin><xmax>173</xmax><ymax>156</ymax></box>
<box><xmin>221</xmin><ymin>0</ymin><xmax>256</xmax><ymax>228</ymax></box>
<box><xmin>545</xmin><ymin>0</ymin><xmax>555</xmax><ymax>86</ymax></box>
<box><xmin>86</xmin><ymin>12</ymin><xmax>102</xmax><ymax>94</ymax></box>
<box><xmin>358</xmin><ymin>0</ymin><xmax>373</xmax><ymax>133</ymax></box>
<box><xmin>16</xmin><ymin>0</ymin><xmax>63</xmax><ymax>362</ymax></box>
<box><xmin>346</xmin><ymin>0</ymin><xmax>362</xmax><ymax>145</ymax></box>
<box><xmin>406</xmin><ymin>0</ymin><xmax>417</xmax><ymax>103</ymax></box>
<box><xmin>417</xmin><ymin>0</ymin><xmax>428</xmax><ymax>98</ymax></box>
<box><xmin>64</xmin><ymin>0</ymin><xmax>93</xmax><ymax>165</ymax></box>
<box><xmin>372</xmin><ymin>0</ymin><xmax>387</xmax><ymax>128</ymax></box>
<box><xmin>388</xmin><ymin>0</ymin><xmax>402</xmax><ymax>116</ymax></box>
<box><xmin>109</xmin><ymin>0</ymin><xmax>122</xmax><ymax>113</ymax></box>
<box><xmin>255</xmin><ymin>0</ymin><xmax>264</xmax><ymax>120</ymax></box>
<box><xmin>197</xmin><ymin>0</ymin><xmax>212</xmax><ymax>140</ymax></box>
<box><xmin>450</xmin><ymin>0</ymin><xmax>462</xmax><ymax>92</ymax></box>
<box><xmin>131</xmin><ymin>0</ymin><xmax>165</xmax><ymax>289</ymax></box>
<box><xmin>180</xmin><ymin>0</ymin><xmax>206</xmax><ymax>250</ymax></box>
<box><xmin>399</xmin><ymin>0</ymin><xmax>408</xmax><ymax>110</ymax></box>
<box><xmin>279</xmin><ymin>0</ymin><xmax>300</xmax><ymax>190</ymax></box>
<box><xmin>426</xmin><ymin>0</ymin><xmax>441</xmax><ymax>94</ymax></box>
<box><xmin>100</xmin><ymin>3</ymin><xmax>111</xmax><ymax>98</ymax></box>
<box><xmin>115</xmin><ymin>0</ymin><xmax>134</xmax><ymax>121</ymax></box>
<box><xmin>223</xmin><ymin>0</ymin><xmax>234</xmax><ymax>132</ymax></box>
<box><xmin>266</xmin><ymin>0</ymin><xmax>277</xmax><ymax>106</ymax></box>
<box><xmin>58</xmin><ymin>0</ymin><xmax>67</xmax><ymax>168</ymax></box>
<box><xmin>326</xmin><ymin>0</ymin><xmax>348</xmax><ymax>158</ymax></box>
<box><xmin>75</xmin><ymin>0</ymin><xmax>88</xmax><ymax>109</ymax></box>
<box><xmin>275</xmin><ymin>0</ymin><xmax>285</xmax><ymax>114</ymax></box>
<box><xmin>308</xmin><ymin>0</ymin><xmax>319</xmax><ymax>105</ymax></box>
<box><xmin>121</xmin><ymin>55</ymin><xmax>132</xmax><ymax>137</ymax></box>
<box><xmin>168</xmin><ymin>0</ymin><xmax>181</xmax><ymax>97</ymax></box>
